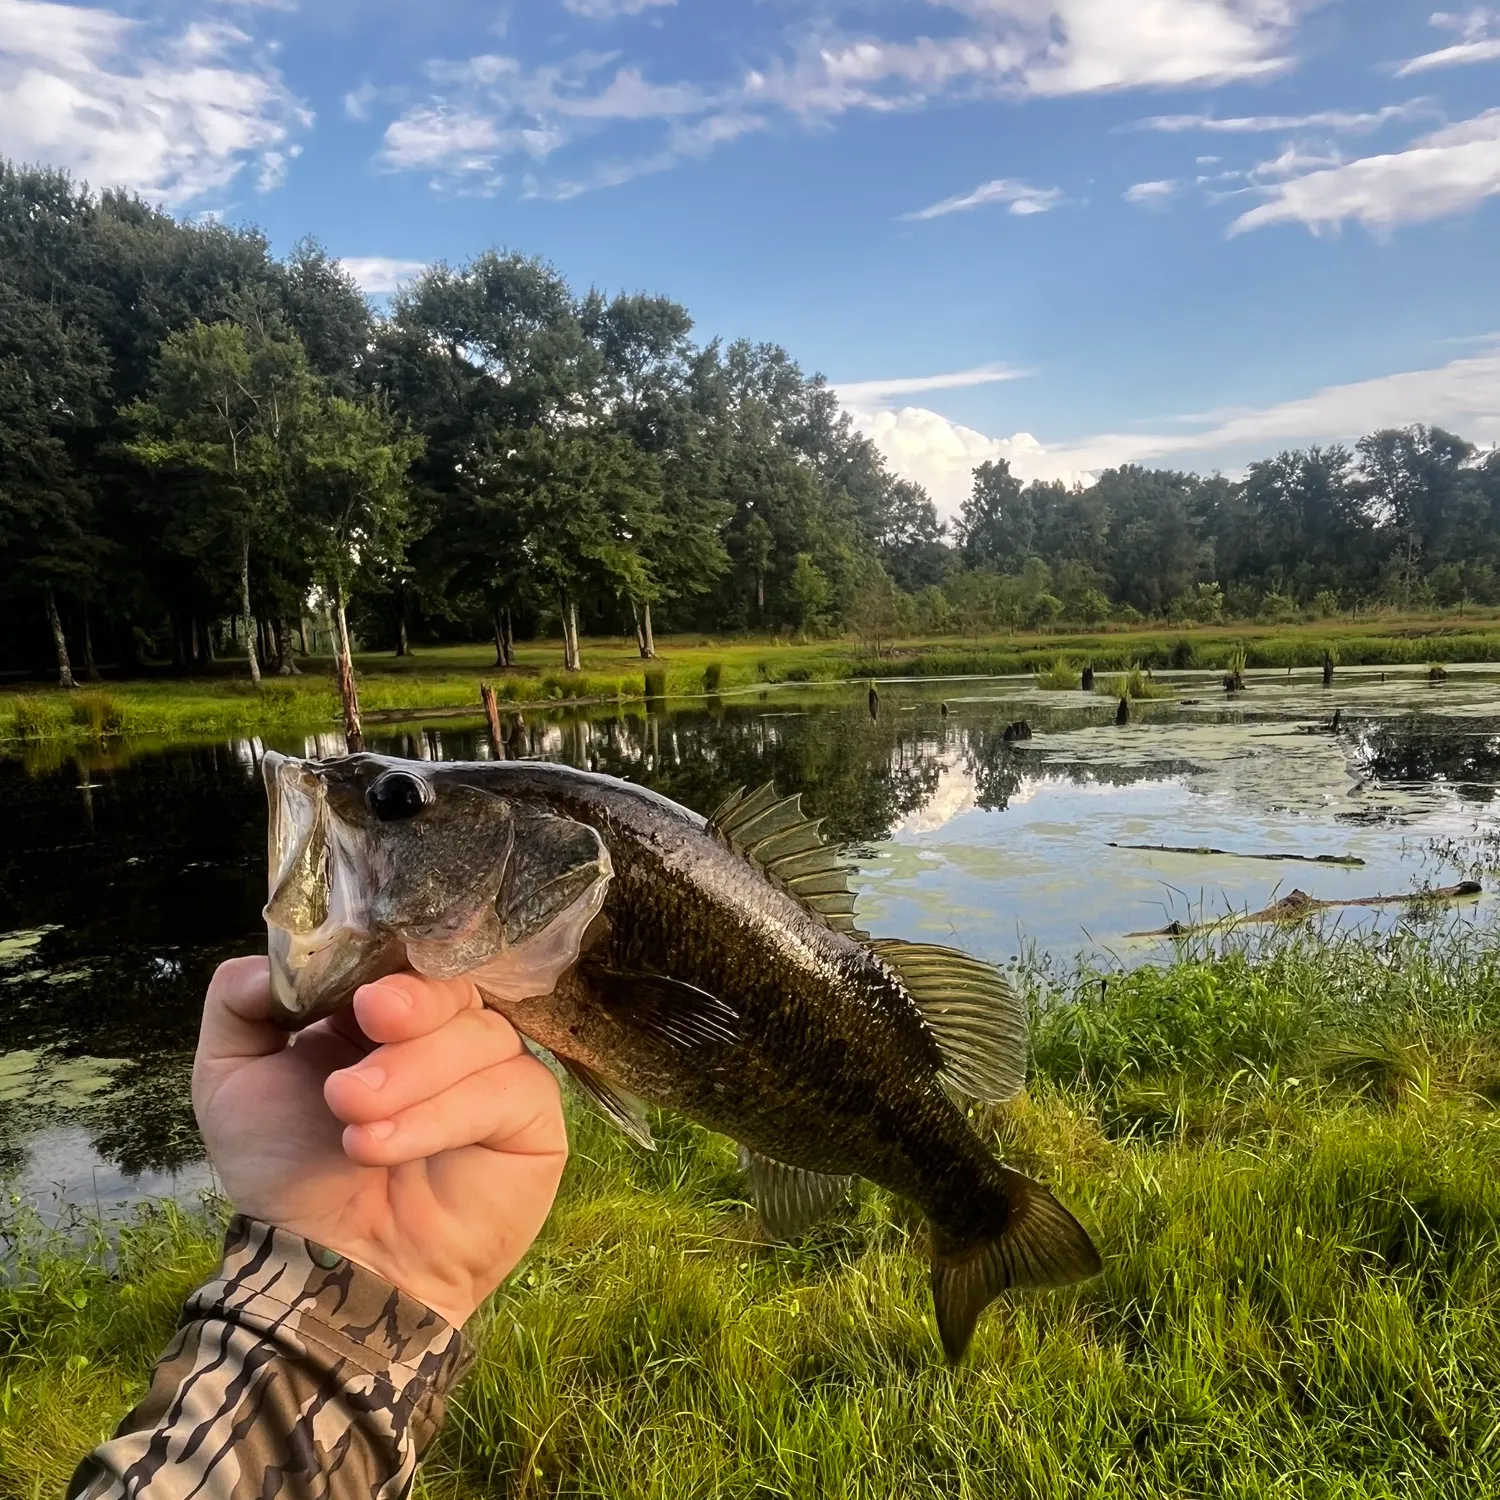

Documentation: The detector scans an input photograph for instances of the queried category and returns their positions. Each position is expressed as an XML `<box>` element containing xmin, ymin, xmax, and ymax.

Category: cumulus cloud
<box><xmin>374</xmin><ymin>0</ymin><xmax>1303</xmax><ymax>196</ymax></box>
<box><xmin>841</xmin><ymin>341</ymin><xmax>1500</xmax><ymax>515</ymax></box>
<box><xmin>0</xmin><ymin>0</ymin><xmax>309</xmax><ymax>206</ymax></box>
<box><xmin>1228</xmin><ymin>107</ymin><xmax>1500</xmax><ymax>235</ymax></box>
<box><xmin>339</xmin><ymin>256</ymin><xmax>429</xmax><ymax>294</ymax></box>
<box><xmin>1397</xmin><ymin>8</ymin><xmax>1500</xmax><ymax>75</ymax></box>
<box><xmin>902</xmin><ymin>178</ymin><xmax>1063</xmax><ymax>220</ymax></box>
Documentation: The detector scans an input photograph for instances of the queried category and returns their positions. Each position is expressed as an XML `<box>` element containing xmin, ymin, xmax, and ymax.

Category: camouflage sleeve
<box><xmin>67</xmin><ymin>1216</ymin><xmax>474</xmax><ymax>1500</ymax></box>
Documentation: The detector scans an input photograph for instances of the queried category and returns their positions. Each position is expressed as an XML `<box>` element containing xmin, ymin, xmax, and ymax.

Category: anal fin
<box><xmin>557</xmin><ymin>1056</ymin><xmax>655</xmax><ymax>1151</ymax></box>
<box><xmin>738</xmin><ymin>1146</ymin><xmax>852</xmax><ymax>1240</ymax></box>
<box><xmin>930</xmin><ymin>1167</ymin><xmax>1101</xmax><ymax>1361</ymax></box>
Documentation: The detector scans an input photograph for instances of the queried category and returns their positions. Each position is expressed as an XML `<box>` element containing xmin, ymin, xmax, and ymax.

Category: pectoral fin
<box><xmin>580</xmin><ymin>964</ymin><xmax>741</xmax><ymax>1054</ymax></box>
<box><xmin>739</xmin><ymin>1146</ymin><xmax>852</xmax><ymax>1240</ymax></box>
<box><xmin>557</xmin><ymin>1056</ymin><xmax>654</xmax><ymax>1150</ymax></box>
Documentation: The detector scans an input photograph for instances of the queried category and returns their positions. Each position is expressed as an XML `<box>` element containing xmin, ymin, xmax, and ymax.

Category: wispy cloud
<box><xmin>842</xmin><ymin>339</ymin><xmax>1500</xmax><ymax>513</ymax></box>
<box><xmin>1124</xmin><ymin>178</ymin><xmax>1179</xmax><ymax>206</ymax></box>
<box><xmin>1228</xmin><ymin>107</ymin><xmax>1500</xmax><ymax>236</ymax></box>
<box><xmin>1397</xmin><ymin>8</ymin><xmax>1500</xmax><ymax>75</ymax></box>
<box><xmin>372</xmin><ymin>1</ymin><xmax>1304</xmax><ymax>198</ymax></box>
<box><xmin>902</xmin><ymin>177</ymin><xmax>1063</xmax><ymax>221</ymax></box>
<box><xmin>834</xmin><ymin>365</ymin><xmax>1028</xmax><ymax>406</ymax></box>
<box><xmin>562</xmin><ymin>0</ymin><xmax>674</xmax><ymax>15</ymax></box>
<box><xmin>1133</xmin><ymin>102</ymin><xmax>1430</xmax><ymax>135</ymax></box>
<box><xmin>339</xmin><ymin>256</ymin><xmax>428</xmax><ymax>294</ymax></box>
<box><xmin>0</xmin><ymin>0</ymin><xmax>310</xmax><ymax>206</ymax></box>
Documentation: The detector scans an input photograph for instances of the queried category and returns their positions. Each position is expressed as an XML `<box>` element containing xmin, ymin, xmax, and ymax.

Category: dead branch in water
<box><xmin>1110</xmin><ymin>842</ymin><xmax>1365</xmax><ymax>867</ymax></box>
<box><xmin>1129</xmin><ymin>881</ymin><xmax>1483</xmax><ymax>938</ymax></box>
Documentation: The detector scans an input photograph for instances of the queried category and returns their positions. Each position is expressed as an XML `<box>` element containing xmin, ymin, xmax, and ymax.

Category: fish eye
<box><xmin>367</xmin><ymin>771</ymin><xmax>430</xmax><ymax>823</ymax></box>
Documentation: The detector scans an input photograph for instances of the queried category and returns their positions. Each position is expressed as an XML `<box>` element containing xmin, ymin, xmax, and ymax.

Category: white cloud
<box><xmin>842</xmin><ymin>340</ymin><xmax>1500</xmax><ymax>514</ymax></box>
<box><xmin>562</xmin><ymin>0</ymin><xmax>675</xmax><ymax>15</ymax></box>
<box><xmin>1397</xmin><ymin>8</ymin><xmax>1500</xmax><ymax>74</ymax></box>
<box><xmin>0</xmin><ymin>0</ymin><xmax>309</xmax><ymax>206</ymax></box>
<box><xmin>339</xmin><ymin>256</ymin><xmax>429</xmax><ymax>294</ymax></box>
<box><xmin>1134</xmin><ymin>102</ymin><xmax>1430</xmax><ymax>134</ymax></box>
<box><xmin>903</xmin><ymin>177</ymin><xmax>1063</xmax><ymax>220</ymax></box>
<box><xmin>1228</xmin><ymin>107</ymin><xmax>1500</xmax><ymax>235</ymax></box>
<box><xmin>834</xmin><ymin>364</ymin><xmax>1028</xmax><ymax>405</ymax></box>
<box><xmin>1124</xmin><ymin>177</ymin><xmax>1178</xmax><ymax>205</ymax></box>
<box><xmin>373</xmin><ymin>0</ymin><xmax>1303</xmax><ymax>197</ymax></box>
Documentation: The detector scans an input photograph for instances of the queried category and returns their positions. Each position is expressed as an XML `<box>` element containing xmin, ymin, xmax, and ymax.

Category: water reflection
<box><xmin>4</xmin><ymin>670</ymin><xmax>1500</xmax><ymax>1203</ymax></box>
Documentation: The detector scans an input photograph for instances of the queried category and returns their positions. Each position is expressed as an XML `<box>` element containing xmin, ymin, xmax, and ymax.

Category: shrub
<box><xmin>1168</xmin><ymin>638</ymin><xmax>1196</xmax><ymax>670</ymax></box>
<box><xmin>702</xmin><ymin>662</ymin><xmax>723</xmax><ymax>694</ymax></box>
<box><xmin>70</xmin><ymin>692</ymin><xmax>128</xmax><ymax>737</ymax></box>
<box><xmin>1096</xmin><ymin>666</ymin><xmax>1175</xmax><ymax>701</ymax></box>
<box><xmin>643</xmin><ymin>668</ymin><xmax>668</xmax><ymax>699</ymax></box>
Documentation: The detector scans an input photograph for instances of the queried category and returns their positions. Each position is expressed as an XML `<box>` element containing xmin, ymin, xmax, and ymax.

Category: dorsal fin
<box><xmin>868</xmin><ymin>939</ymin><xmax>1028</xmax><ymax>1103</ymax></box>
<box><xmin>708</xmin><ymin>783</ymin><xmax>864</xmax><ymax>938</ymax></box>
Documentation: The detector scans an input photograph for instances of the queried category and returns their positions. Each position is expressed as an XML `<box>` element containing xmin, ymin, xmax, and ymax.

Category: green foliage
<box><xmin>8</xmin><ymin>932</ymin><xmax>1500</xmax><ymax>1498</ymax></box>
<box><xmin>1095</xmin><ymin>666</ymin><xmax>1174</xmax><ymax>701</ymax></box>
<box><xmin>701</xmin><ymin>662</ymin><xmax>723</xmax><ymax>694</ymax></box>
<box><xmin>69</xmin><ymin>692</ymin><xmax>127</xmax><ymax>737</ymax></box>
<box><xmin>1033</xmin><ymin>656</ymin><xmax>1081</xmax><ymax>690</ymax></box>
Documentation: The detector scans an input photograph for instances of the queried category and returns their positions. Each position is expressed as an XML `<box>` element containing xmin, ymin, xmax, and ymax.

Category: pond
<box><xmin>4</xmin><ymin>665</ymin><xmax>1499</xmax><ymax>1215</ymax></box>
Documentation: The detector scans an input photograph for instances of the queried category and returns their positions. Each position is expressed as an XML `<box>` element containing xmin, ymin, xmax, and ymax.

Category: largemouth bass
<box><xmin>261</xmin><ymin>751</ymin><xmax>1100</xmax><ymax>1358</ymax></box>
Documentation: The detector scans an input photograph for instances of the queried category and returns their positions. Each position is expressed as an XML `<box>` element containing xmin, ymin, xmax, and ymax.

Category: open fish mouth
<box><xmin>260</xmin><ymin>750</ymin><xmax>614</xmax><ymax>1027</ymax></box>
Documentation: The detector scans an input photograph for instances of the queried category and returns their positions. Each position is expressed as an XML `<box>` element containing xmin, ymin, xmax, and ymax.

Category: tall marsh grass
<box><xmin>5</xmin><ymin>928</ymin><xmax>1500</xmax><ymax>1497</ymax></box>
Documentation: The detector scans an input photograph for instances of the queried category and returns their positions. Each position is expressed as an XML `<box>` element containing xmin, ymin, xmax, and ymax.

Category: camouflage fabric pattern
<box><xmin>68</xmin><ymin>1216</ymin><xmax>473</xmax><ymax>1500</ymax></box>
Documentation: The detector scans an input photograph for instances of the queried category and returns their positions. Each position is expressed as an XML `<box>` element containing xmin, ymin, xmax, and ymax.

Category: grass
<box><xmin>6</xmin><ymin>925</ymin><xmax>1500</xmax><ymax>1497</ymax></box>
<box><xmin>1093</xmin><ymin>667</ymin><xmax>1176</xmax><ymax>702</ymax></box>
<box><xmin>5</xmin><ymin>615</ymin><xmax>1500</xmax><ymax>751</ymax></box>
<box><xmin>1034</xmin><ymin>657</ymin><xmax>1081</xmax><ymax>691</ymax></box>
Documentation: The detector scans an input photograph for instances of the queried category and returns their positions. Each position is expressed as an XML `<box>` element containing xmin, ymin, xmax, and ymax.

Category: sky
<box><xmin>2</xmin><ymin>0</ymin><xmax>1498</xmax><ymax>519</ymax></box>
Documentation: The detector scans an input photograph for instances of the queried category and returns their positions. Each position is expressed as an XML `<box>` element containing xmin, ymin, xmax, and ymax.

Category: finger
<box><xmin>341</xmin><ymin>1052</ymin><xmax>567</xmax><ymax>1166</ymax></box>
<box><xmin>198</xmin><ymin>956</ymin><xmax>286</xmax><ymax>1065</ymax></box>
<box><xmin>352</xmin><ymin>972</ymin><xmax>484</xmax><ymax>1047</ymax></box>
<box><xmin>324</xmin><ymin>1007</ymin><xmax>525</xmax><ymax>1125</ymax></box>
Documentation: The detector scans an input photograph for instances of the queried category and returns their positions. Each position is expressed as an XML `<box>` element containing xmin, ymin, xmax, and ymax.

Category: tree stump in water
<box><xmin>1430</xmin><ymin>665</ymin><xmax>1448</xmax><ymax>683</ymax></box>
<box><xmin>1003</xmin><ymin>720</ymin><xmax>1032</xmax><ymax>743</ymax></box>
<box><xmin>1116</xmin><ymin>697</ymin><xmax>1130</xmax><ymax>726</ymax></box>
<box><xmin>1322</xmin><ymin>651</ymin><xmax>1334</xmax><ymax>687</ymax></box>
<box><xmin>868</xmin><ymin>683</ymin><xmax>880</xmax><ymax>719</ymax></box>
<box><xmin>481</xmin><ymin>683</ymin><xmax>505</xmax><ymax>758</ymax></box>
<box><xmin>1081</xmin><ymin>665</ymin><xmax>1095</xmax><ymax>691</ymax></box>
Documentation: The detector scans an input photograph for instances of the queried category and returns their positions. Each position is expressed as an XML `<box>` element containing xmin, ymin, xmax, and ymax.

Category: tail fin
<box><xmin>930</xmin><ymin>1169</ymin><xmax>1101</xmax><ymax>1362</ymax></box>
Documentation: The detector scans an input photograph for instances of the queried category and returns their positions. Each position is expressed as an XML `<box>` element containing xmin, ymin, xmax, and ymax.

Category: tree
<box><xmin>789</xmin><ymin>554</ymin><xmax>832</xmax><ymax>636</ymax></box>
<box><xmin>125</xmin><ymin>318</ymin><xmax>314</xmax><ymax>684</ymax></box>
<box><xmin>957</xmin><ymin>460</ymin><xmax>1033</xmax><ymax>570</ymax></box>
<box><xmin>301</xmin><ymin>394</ymin><xmax>423</xmax><ymax>740</ymax></box>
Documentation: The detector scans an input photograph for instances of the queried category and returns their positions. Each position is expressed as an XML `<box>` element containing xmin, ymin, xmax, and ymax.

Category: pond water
<box><xmin>4</xmin><ymin>665</ymin><xmax>1500</xmax><ymax>1215</ymax></box>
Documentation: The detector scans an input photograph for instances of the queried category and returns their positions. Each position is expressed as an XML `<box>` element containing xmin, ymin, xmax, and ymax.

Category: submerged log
<box><xmin>1127</xmin><ymin>881</ymin><xmax>1482</xmax><ymax>938</ymax></box>
<box><xmin>1109</xmin><ymin>842</ymin><xmax>1365</xmax><ymax>867</ymax></box>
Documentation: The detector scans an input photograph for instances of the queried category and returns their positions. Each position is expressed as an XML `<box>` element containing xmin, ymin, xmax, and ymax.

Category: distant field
<box><xmin>5</xmin><ymin>615</ymin><xmax>1500</xmax><ymax>749</ymax></box>
<box><xmin>5</xmin><ymin>927</ymin><xmax>1499</xmax><ymax>1498</ymax></box>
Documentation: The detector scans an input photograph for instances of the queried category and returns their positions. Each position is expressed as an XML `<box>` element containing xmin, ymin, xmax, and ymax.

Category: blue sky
<box><xmin>2</xmin><ymin>0</ymin><xmax>1498</xmax><ymax>516</ymax></box>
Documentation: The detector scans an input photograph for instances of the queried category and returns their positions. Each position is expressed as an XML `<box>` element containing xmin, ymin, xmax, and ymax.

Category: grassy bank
<box><xmin>5</xmin><ymin>926</ymin><xmax>1500</xmax><ymax>1498</ymax></box>
<box><xmin>5</xmin><ymin>617</ymin><xmax>1500</xmax><ymax>750</ymax></box>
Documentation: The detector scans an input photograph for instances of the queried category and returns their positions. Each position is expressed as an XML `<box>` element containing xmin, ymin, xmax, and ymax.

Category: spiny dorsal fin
<box><xmin>556</xmin><ymin>1056</ymin><xmax>655</xmax><ymax>1151</ymax></box>
<box><xmin>708</xmin><ymin>783</ymin><xmax>864</xmax><ymax>938</ymax></box>
<box><xmin>930</xmin><ymin>1168</ymin><xmax>1101</xmax><ymax>1361</ymax></box>
<box><xmin>738</xmin><ymin>1146</ymin><xmax>853</xmax><ymax>1240</ymax></box>
<box><xmin>868</xmin><ymin>939</ymin><xmax>1028</xmax><ymax>1103</ymax></box>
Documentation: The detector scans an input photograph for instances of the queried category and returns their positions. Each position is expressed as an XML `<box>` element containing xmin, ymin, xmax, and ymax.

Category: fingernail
<box><xmin>353</xmin><ymin>1064</ymin><xmax>387</xmax><ymax>1091</ymax></box>
<box><xmin>365</xmin><ymin>1120</ymin><xmax>396</xmax><ymax>1141</ymax></box>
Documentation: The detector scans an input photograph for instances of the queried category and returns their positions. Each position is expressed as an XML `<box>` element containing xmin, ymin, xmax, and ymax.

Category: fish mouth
<box><xmin>262</xmin><ymin>750</ymin><xmax>396</xmax><ymax>1027</ymax></box>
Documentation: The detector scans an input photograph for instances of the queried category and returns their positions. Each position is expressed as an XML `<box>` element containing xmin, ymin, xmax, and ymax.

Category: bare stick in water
<box><xmin>1109</xmin><ymin>842</ymin><xmax>1365</xmax><ymax>867</ymax></box>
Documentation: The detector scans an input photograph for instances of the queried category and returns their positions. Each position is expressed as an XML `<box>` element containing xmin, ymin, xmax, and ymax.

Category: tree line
<box><xmin>3</xmin><ymin>156</ymin><xmax>1498</xmax><ymax>686</ymax></box>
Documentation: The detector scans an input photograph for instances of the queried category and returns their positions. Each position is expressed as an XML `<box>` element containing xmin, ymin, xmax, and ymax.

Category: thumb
<box><xmin>198</xmin><ymin>955</ymin><xmax>287</xmax><ymax>1066</ymax></box>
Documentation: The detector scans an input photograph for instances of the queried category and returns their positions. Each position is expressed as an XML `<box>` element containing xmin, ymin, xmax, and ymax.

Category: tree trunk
<box><xmin>239</xmin><ymin>532</ymin><xmax>261</xmax><ymax>687</ymax></box>
<box><xmin>81</xmin><ymin>605</ymin><xmax>100</xmax><ymax>681</ymax></box>
<box><xmin>493</xmin><ymin>607</ymin><xmax>508</xmax><ymax>668</ymax></box>
<box><xmin>501</xmin><ymin>609</ymin><xmax>514</xmax><ymax>668</ymax></box>
<box><xmin>560</xmin><ymin>595</ymin><xmax>581</xmax><ymax>672</ymax></box>
<box><xmin>297</xmin><ymin>618</ymin><xmax>309</xmax><ymax>656</ymax></box>
<box><xmin>396</xmin><ymin>607</ymin><xmax>410</xmax><ymax>658</ymax></box>
<box><xmin>334</xmin><ymin>581</ymin><xmax>364</xmax><ymax>752</ymax></box>
<box><xmin>45</xmin><ymin>585</ymin><xmax>77</xmax><ymax>689</ymax></box>
<box><xmin>274</xmin><ymin>618</ymin><xmax>298</xmax><ymax>675</ymax></box>
<box><xmin>640</xmin><ymin>601</ymin><xmax>656</xmax><ymax>660</ymax></box>
<box><xmin>631</xmin><ymin>601</ymin><xmax>648</xmax><ymax>658</ymax></box>
<box><xmin>203</xmin><ymin>619</ymin><xmax>216</xmax><ymax>663</ymax></box>
<box><xmin>756</xmin><ymin>570</ymin><xmax>765</xmax><ymax>619</ymax></box>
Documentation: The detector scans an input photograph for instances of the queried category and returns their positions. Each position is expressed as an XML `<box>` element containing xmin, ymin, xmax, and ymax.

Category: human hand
<box><xmin>192</xmin><ymin>956</ymin><xmax>568</xmax><ymax>1328</ymax></box>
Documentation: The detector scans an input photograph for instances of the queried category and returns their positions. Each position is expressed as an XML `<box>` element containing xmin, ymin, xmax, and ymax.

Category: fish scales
<box><xmin>261</xmin><ymin>752</ymin><xmax>1100</xmax><ymax>1358</ymax></box>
